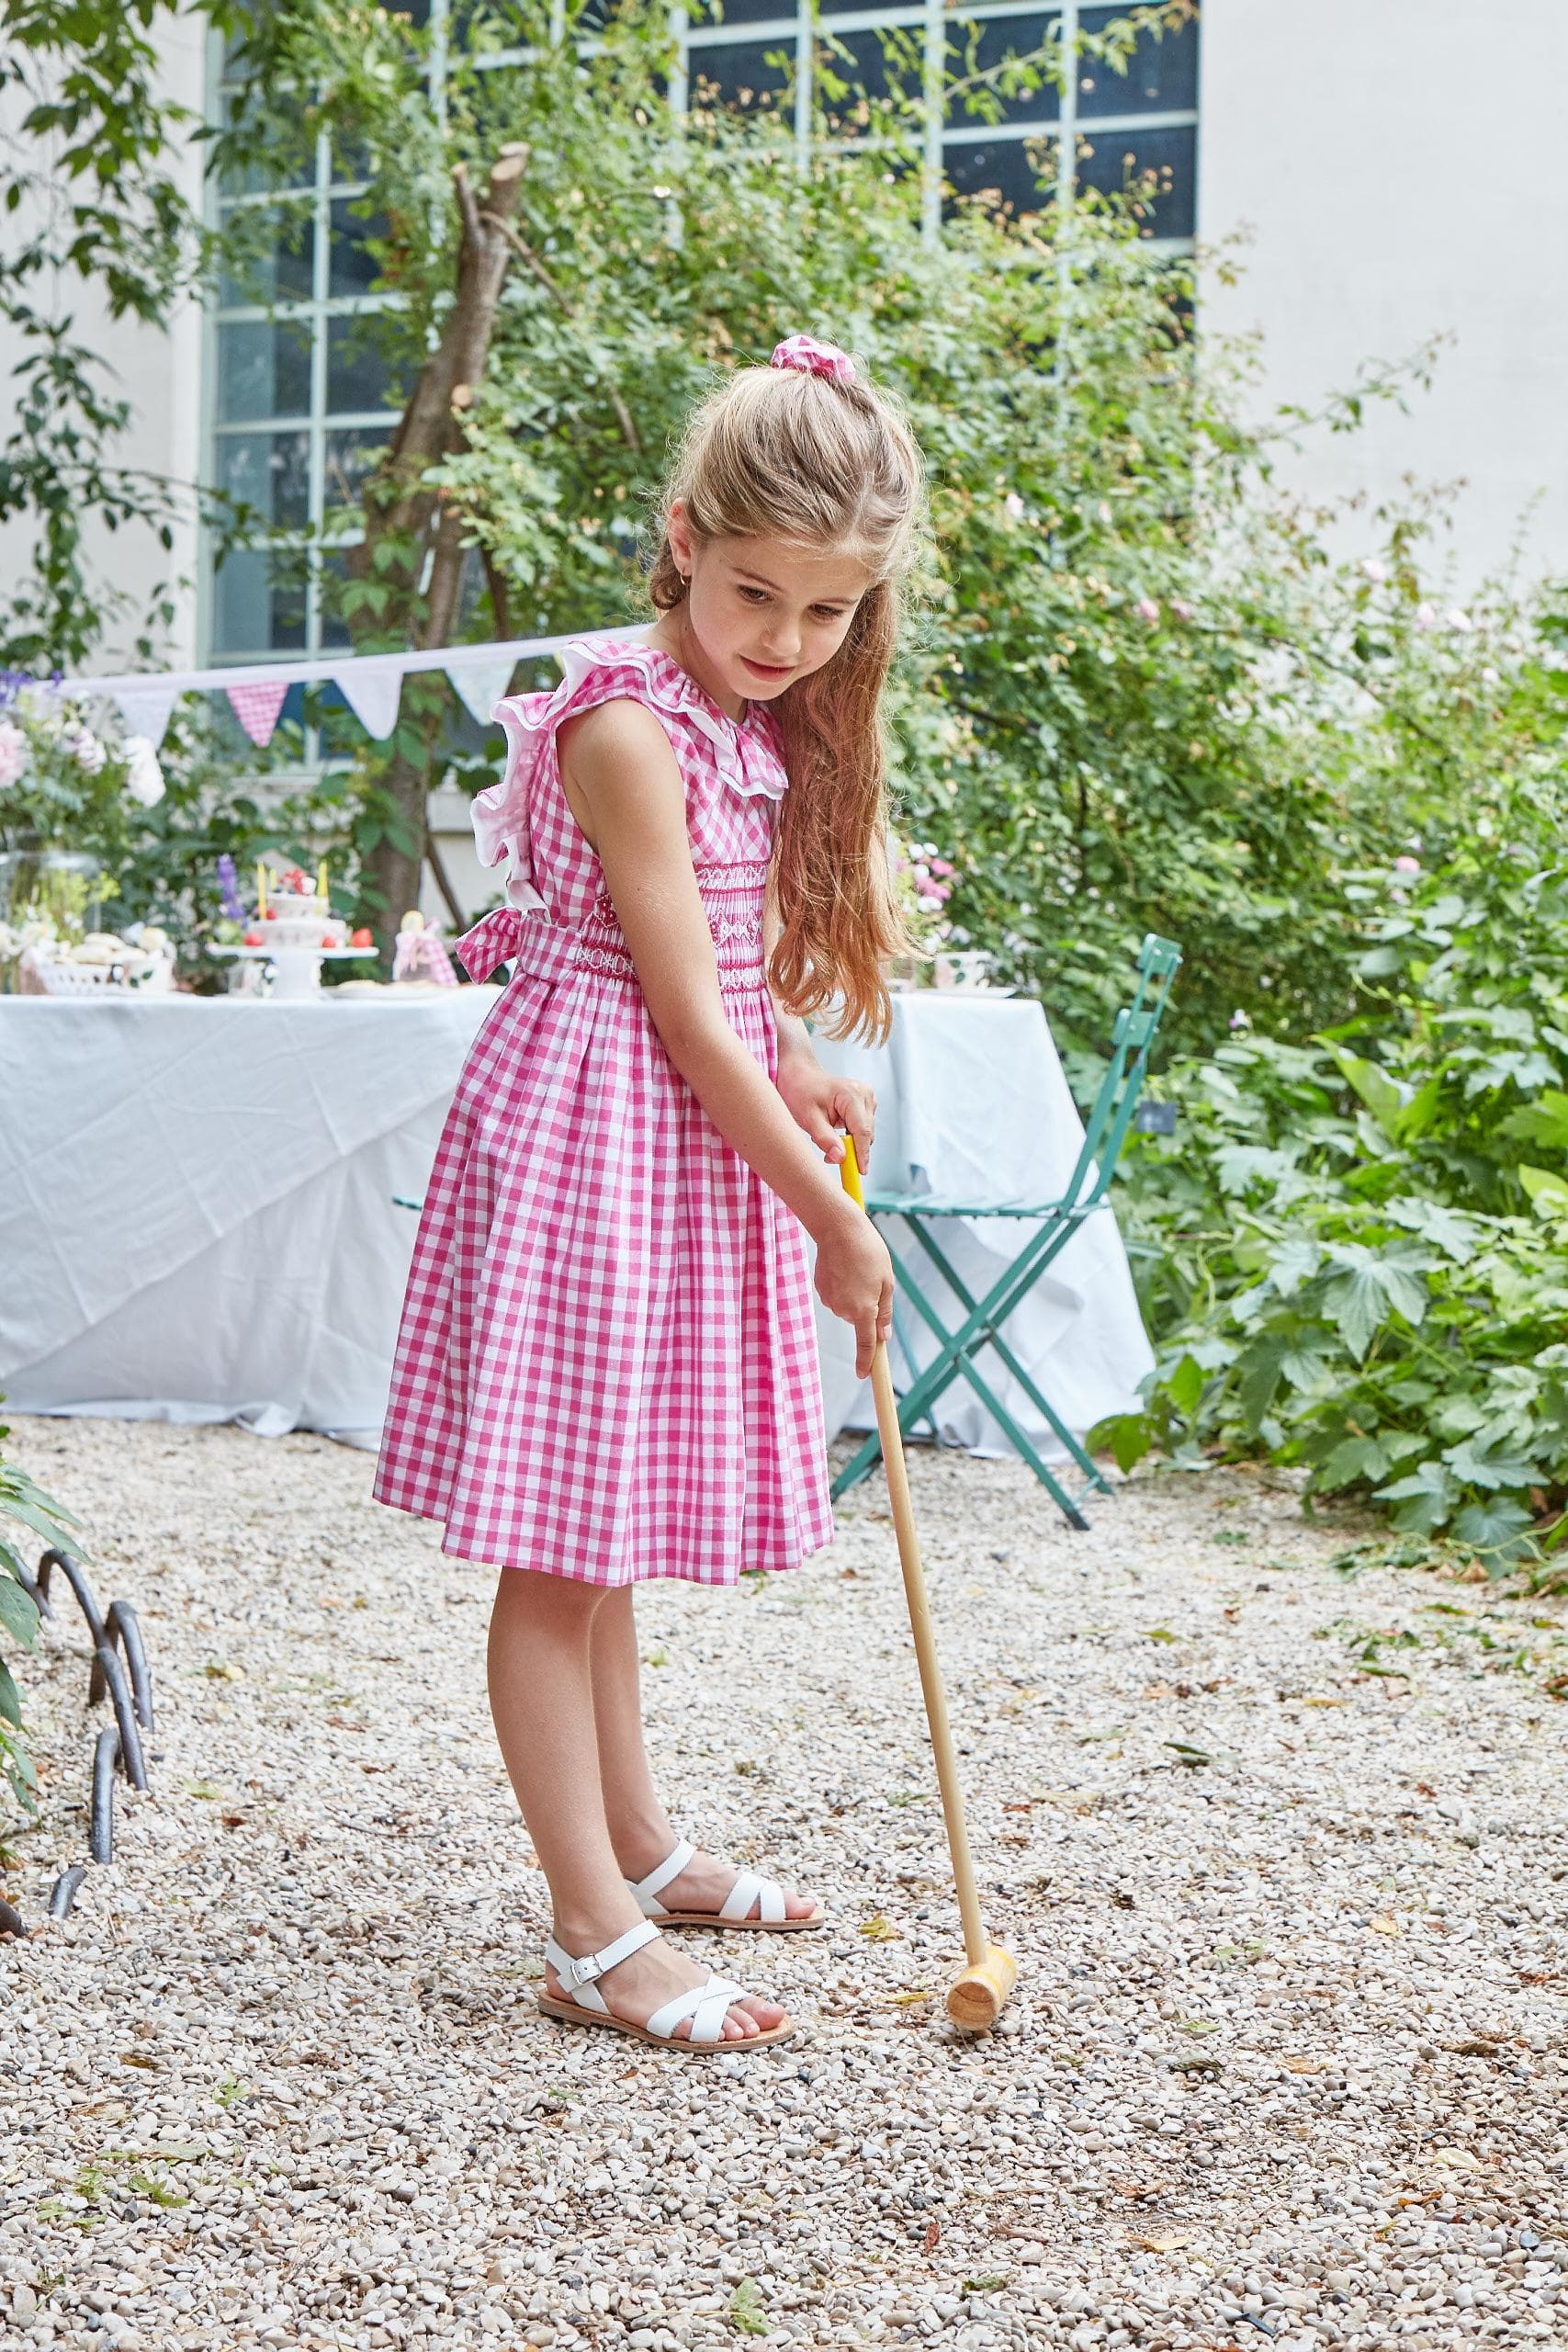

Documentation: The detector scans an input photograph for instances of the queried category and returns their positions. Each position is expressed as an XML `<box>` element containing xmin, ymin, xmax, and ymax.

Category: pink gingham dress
<box><xmin>372</xmin><ymin>628</ymin><xmax>836</xmax><ymax>1585</ymax></box>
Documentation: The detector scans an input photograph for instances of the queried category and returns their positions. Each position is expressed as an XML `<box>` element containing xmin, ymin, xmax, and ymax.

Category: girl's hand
<box><xmin>814</xmin><ymin>1198</ymin><xmax>895</xmax><ymax>1377</ymax></box>
<box><xmin>775</xmin><ymin>1046</ymin><xmax>876</xmax><ymax>1174</ymax></box>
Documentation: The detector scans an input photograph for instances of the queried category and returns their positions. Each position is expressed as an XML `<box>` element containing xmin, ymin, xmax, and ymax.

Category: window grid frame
<box><xmin>202</xmin><ymin>2</ymin><xmax>1198</xmax><ymax>670</ymax></box>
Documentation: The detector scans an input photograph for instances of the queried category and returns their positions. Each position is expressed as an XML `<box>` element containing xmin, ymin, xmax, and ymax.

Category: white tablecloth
<box><xmin>0</xmin><ymin>987</ymin><xmax>1153</xmax><ymax>1461</ymax></box>
<box><xmin>813</xmin><ymin>993</ymin><xmax>1154</xmax><ymax>1458</ymax></box>
<box><xmin>0</xmin><ymin>993</ymin><xmax>498</xmax><ymax>1443</ymax></box>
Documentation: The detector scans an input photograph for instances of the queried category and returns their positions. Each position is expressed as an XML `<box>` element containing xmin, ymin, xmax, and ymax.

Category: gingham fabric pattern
<box><xmin>372</xmin><ymin>633</ymin><xmax>835</xmax><ymax>1585</ymax></box>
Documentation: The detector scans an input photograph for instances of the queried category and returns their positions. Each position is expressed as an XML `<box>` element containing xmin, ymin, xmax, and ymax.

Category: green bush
<box><xmin>1098</xmin><ymin>645</ymin><xmax>1568</xmax><ymax>1574</ymax></box>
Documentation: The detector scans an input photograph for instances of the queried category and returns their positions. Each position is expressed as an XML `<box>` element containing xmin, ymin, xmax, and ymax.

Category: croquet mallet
<box><xmin>839</xmin><ymin>1136</ymin><xmax>1018</xmax><ymax>2033</ymax></box>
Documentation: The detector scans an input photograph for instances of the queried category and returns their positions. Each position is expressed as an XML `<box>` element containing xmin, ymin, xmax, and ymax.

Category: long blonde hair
<box><xmin>648</xmin><ymin>353</ymin><xmax>925</xmax><ymax>1041</ymax></box>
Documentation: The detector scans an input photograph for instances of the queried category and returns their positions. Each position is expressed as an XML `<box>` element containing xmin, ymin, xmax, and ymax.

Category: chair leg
<box><xmin>890</xmin><ymin>1291</ymin><xmax>943</xmax><ymax>1445</ymax></box>
<box><xmin>907</xmin><ymin>1221</ymin><xmax>1111</xmax><ymax>1498</ymax></box>
<box><xmin>896</xmin><ymin>1217</ymin><xmax>1109</xmax><ymax>1507</ymax></box>
<box><xmin>877</xmin><ymin>1241</ymin><xmax>1093</xmax><ymax>1531</ymax></box>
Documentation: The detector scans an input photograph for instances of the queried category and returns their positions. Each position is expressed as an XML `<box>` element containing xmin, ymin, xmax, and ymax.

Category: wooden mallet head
<box><xmin>946</xmin><ymin>1943</ymin><xmax>1019</xmax><ymax>2032</ymax></box>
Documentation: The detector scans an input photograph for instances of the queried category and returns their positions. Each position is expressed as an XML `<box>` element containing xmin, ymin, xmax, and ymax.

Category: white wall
<box><xmin>0</xmin><ymin>17</ymin><xmax>209</xmax><ymax>669</ymax></box>
<box><xmin>1197</xmin><ymin>0</ymin><xmax>1568</xmax><ymax>588</ymax></box>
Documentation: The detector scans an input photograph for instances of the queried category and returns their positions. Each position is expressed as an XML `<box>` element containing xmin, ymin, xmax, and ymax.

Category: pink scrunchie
<box><xmin>770</xmin><ymin>333</ymin><xmax>856</xmax><ymax>387</ymax></box>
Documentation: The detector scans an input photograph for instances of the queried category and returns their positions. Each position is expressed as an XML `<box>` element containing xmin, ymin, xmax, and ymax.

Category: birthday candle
<box><xmin>256</xmin><ymin>862</ymin><xmax>268</xmax><ymax>919</ymax></box>
<box><xmin>317</xmin><ymin>858</ymin><xmax>329</xmax><ymax>904</ymax></box>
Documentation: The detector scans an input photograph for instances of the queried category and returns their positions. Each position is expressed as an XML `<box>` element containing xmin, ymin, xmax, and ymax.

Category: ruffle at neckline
<box><xmin>549</xmin><ymin>628</ymin><xmax>787</xmax><ymax>802</ymax></box>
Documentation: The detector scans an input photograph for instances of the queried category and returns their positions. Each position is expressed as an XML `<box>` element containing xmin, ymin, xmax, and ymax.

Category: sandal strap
<box><xmin>626</xmin><ymin>1837</ymin><xmax>698</xmax><ymax>1916</ymax></box>
<box><xmin>546</xmin><ymin>1916</ymin><xmax>660</xmax><ymax>1995</ymax></box>
<box><xmin>646</xmin><ymin>1973</ymin><xmax>752</xmax><ymax>2046</ymax></box>
<box><xmin>719</xmin><ymin>1869</ymin><xmax>786</xmax><ymax>1926</ymax></box>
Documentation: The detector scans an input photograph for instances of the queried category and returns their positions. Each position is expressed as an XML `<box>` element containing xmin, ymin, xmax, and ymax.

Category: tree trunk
<box><xmin>346</xmin><ymin>143</ymin><xmax>528</xmax><ymax>960</ymax></box>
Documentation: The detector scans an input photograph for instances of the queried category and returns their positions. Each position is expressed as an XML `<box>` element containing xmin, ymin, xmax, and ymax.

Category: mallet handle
<box><xmin>840</xmin><ymin>1139</ymin><xmax>989</xmax><ymax>1972</ymax></box>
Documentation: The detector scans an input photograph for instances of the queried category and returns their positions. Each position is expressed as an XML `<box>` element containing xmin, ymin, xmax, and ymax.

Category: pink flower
<box><xmin>1393</xmin><ymin>854</ymin><xmax>1420</xmax><ymax>874</ymax></box>
<box><xmin>1415</xmin><ymin>603</ymin><xmax>1438</xmax><ymax>632</ymax></box>
<box><xmin>1361</xmin><ymin>558</ymin><xmax>1387</xmax><ymax>584</ymax></box>
<box><xmin>0</xmin><ymin>720</ymin><xmax>24</xmax><ymax>790</ymax></box>
<box><xmin>930</xmin><ymin>857</ymin><xmax>953</xmax><ymax>877</ymax></box>
<box><xmin>1169</xmin><ymin>598</ymin><xmax>1192</xmax><ymax>620</ymax></box>
<box><xmin>1135</xmin><ymin>597</ymin><xmax>1160</xmax><ymax>623</ymax></box>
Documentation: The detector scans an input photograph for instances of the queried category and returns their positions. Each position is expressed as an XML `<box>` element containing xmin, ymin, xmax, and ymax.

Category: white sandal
<box><xmin>536</xmin><ymin>1917</ymin><xmax>795</xmax><ymax>2051</ymax></box>
<box><xmin>626</xmin><ymin>1838</ymin><xmax>826</xmax><ymax>1932</ymax></box>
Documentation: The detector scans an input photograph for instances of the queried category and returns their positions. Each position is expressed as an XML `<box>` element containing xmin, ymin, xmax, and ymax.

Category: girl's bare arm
<box><xmin>558</xmin><ymin>699</ymin><xmax>891</xmax><ymax>1363</ymax></box>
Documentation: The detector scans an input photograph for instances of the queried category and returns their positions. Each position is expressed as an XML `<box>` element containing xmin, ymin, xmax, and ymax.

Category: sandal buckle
<box><xmin>565</xmin><ymin>1951</ymin><xmax>604</xmax><ymax>1988</ymax></box>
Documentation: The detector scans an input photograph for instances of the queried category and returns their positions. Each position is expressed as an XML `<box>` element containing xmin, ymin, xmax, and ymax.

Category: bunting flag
<box><xmin>333</xmin><ymin>657</ymin><xmax>404</xmax><ymax>741</ymax></box>
<box><xmin>446</xmin><ymin>652</ymin><xmax>518</xmax><ymax>729</ymax></box>
<box><xmin>108</xmin><ymin>681</ymin><xmax>179</xmax><ymax>749</ymax></box>
<box><xmin>226</xmin><ymin>680</ymin><xmax>289</xmax><ymax>747</ymax></box>
<box><xmin>59</xmin><ymin>625</ymin><xmax>629</xmax><ymax>746</ymax></box>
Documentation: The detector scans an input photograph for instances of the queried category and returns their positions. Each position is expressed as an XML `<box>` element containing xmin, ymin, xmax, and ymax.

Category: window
<box><xmin>204</xmin><ymin>2</ymin><xmax>1198</xmax><ymax>662</ymax></box>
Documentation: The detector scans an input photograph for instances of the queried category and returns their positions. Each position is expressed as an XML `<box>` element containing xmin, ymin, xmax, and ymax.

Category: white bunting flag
<box><xmin>109</xmin><ymin>682</ymin><xmax>180</xmax><ymax>749</ymax></box>
<box><xmin>446</xmin><ymin>653</ymin><xmax>517</xmax><ymax>729</ymax></box>
<box><xmin>333</xmin><ymin>658</ymin><xmax>403</xmax><ymax>741</ymax></box>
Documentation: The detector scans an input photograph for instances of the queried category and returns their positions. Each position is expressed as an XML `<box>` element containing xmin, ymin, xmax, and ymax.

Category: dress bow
<box><xmin>455</xmin><ymin>904</ymin><xmax>529</xmax><ymax>983</ymax></box>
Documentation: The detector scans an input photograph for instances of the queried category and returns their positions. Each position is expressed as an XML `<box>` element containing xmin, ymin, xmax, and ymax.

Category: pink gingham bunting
<box><xmin>226</xmin><ymin>680</ymin><xmax>288</xmax><ymax>747</ymax></box>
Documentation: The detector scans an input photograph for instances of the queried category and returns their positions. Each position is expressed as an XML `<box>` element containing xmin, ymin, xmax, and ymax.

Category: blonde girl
<box><xmin>375</xmin><ymin>334</ymin><xmax>924</xmax><ymax>2051</ymax></box>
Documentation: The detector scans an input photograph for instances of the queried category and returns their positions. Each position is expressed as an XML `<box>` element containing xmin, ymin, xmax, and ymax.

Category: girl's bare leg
<box><xmin>589</xmin><ymin>1586</ymin><xmax>818</xmax><ymax>1924</ymax></box>
<box><xmin>486</xmin><ymin>1567</ymin><xmax>785</xmax><ymax>2041</ymax></box>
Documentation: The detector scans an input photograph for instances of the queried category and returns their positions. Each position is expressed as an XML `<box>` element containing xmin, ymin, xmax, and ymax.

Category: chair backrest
<box><xmin>1056</xmin><ymin>933</ymin><xmax>1181</xmax><ymax>1212</ymax></box>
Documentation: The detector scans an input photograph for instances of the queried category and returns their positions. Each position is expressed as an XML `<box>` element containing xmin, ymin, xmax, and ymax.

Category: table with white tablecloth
<box><xmin>0</xmin><ymin>992</ymin><xmax>498</xmax><ymax>1443</ymax></box>
<box><xmin>1</xmin><ymin>987</ymin><xmax>1153</xmax><ymax>1459</ymax></box>
<box><xmin>813</xmin><ymin>992</ymin><xmax>1154</xmax><ymax>1460</ymax></box>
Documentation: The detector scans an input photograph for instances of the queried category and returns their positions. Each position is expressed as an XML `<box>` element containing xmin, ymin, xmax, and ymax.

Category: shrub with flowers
<box><xmin>890</xmin><ymin>833</ymin><xmax>959</xmax><ymax>969</ymax></box>
<box><xmin>0</xmin><ymin>674</ymin><xmax>164</xmax><ymax>864</ymax></box>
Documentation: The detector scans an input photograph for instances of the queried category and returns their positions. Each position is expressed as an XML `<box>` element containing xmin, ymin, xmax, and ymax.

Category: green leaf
<box><xmin>1318</xmin><ymin>1436</ymin><xmax>1392</xmax><ymax>1492</ymax></box>
<box><xmin>728</xmin><ymin>2278</ymin><xmax>769</xmax><ymax>2337</ymax></box>
<box><xmin>1441</xmin><ymin>1440</ymin><xmax>1539</xmax><ymax>1491</ymax></box>
<box><xmin>1520</xmin><ymin>1166</ymin><xmax>1568</xmax><ymax>1220</ymax></box>
<box><xmin>1375</xmin><ymin>1460</ymin><xmax>1460</xmax><ymax>1533</ymax></box>
<box><xmin>0</xmin><ymin>1659</ymin><xmax>22</xmax><ymax>1728</ymax></box>
<box><xmin>0</xmin><ymin>1577</ymin><xmax>40</xmax><ymax>1649</ymax></box>
<box><xmin>1451</xmin><ymin>1498</ymin><xmax>1538</xmax><ymax>1563</ymax></box>
<box><xmin>1089</xmin><ymin>1411</ymin><xmax>1153</xmax><ymax>1476</ymax></box>
<box><xmin>1236</xmin><ymin>1334</ymin><xmax>1290</xmax><ymax>1430</ymax></box>
<box><xmin>1327</xmin><ymin>1046</ymin><xmax>1407</xmax><ymax>1139</ymax></box>
<box><xmin>1167</xmin><ymin>1352</ymin><xmax>1203</xmax><ymax>1416</ymax></box>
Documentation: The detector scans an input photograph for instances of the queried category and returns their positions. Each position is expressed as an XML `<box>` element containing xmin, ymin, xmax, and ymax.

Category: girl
<box><xmin>374</xmin><ymin>334</ymin><xmax>924</xmax><ymax>2052</ymax></box>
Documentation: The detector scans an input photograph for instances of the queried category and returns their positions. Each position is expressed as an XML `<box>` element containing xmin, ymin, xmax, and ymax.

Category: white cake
<box><xmin>253</xmin><ymin>887</ymin><xmax>346</xmax><ymax>951</ymax></box>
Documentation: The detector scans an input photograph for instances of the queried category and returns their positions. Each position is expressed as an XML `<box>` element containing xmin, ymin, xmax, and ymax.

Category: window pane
<box><xmin>947</xmin><ymin>15</ymin><xmax>1059</xmax><ymax>128</ymax></box>
<box><xmin>1077</xmin><ymin>6</ymin><xmax>1198</xmax><ymax>117</ymax></box>
<box><xmin>215</xmin><ymin>90</ymin><xmax>314</xmax><ymax>198</ymax></box>
<box><xmin>219</xmin><ymin>205</ymin><xmax>315</xmax><ymax>309</ymax></box>
<box><xmin>324</xmin><ymin>427</ymin><xmax>393</xmax><ymax>519</ymax></box>
<box><xmin>689</xmin><ymin>0</ymin><xmax>794</xmax><ymax>22</ymax></box>
<box><xmin>687</xmin><ymin>38</ymin><xmax>795</xmax><ymax>109</ymax></box>
<box><xmin>329</xmin><ymin>200</ymin><xmax>389</xmax><ymax>299</ymax></box>
<box><xmin>212</xmin><ymin>548</ymin><xmax>308</xmax><ymax>655</ymax></box>
<box><xmin>215</xmin><ymin>431</ymin><xmax>311</xmax><ymax>531</ymax></box>
<box><xmin>818</xmin><ymin>27</ymin><xmax>910</xmax><ymax>110</ymax></box>
<box><xmin>943</xmin><ymin>134</ymin><xmax>1054</xmax><ymax>218</ymax></box>
<box><xmin>217</xmin><ymin>320</ymin><xmax>313</xmax><ymax>424</ymax></box>
<box><xmin>326</xmin><ymin>317</ymin><xmax>398</xmax><ymax>415</ymax></box>
<box><xmin>1074</xmin><ymin>121</ymin><xmax>1195</xmax><ymax>237</ymax></box>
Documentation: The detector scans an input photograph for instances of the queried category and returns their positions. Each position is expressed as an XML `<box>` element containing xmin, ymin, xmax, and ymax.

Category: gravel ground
<box><xmin>2</xmin><ymin>1414</ymin><xmax>1566</xmax><ymax>2352</ymax></box>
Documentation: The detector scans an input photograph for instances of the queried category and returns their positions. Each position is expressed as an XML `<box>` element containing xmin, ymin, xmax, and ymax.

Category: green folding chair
<box><xmin>832</xmin><ymin>933</ymin><xmax>1182</xmax><ymax>1529</ymax></box>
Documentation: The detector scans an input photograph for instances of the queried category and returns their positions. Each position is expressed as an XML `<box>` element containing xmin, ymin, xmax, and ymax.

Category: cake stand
<box><xmin>212</xmin><ymin>942</ymin><xmax>376</xmax><ymax>1003</ymax></box>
